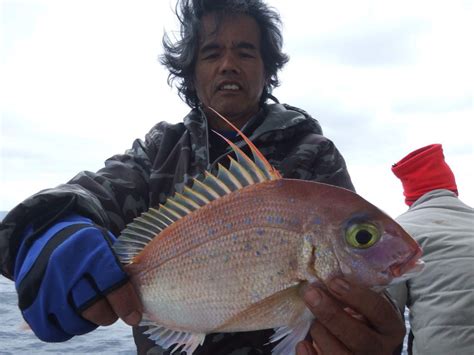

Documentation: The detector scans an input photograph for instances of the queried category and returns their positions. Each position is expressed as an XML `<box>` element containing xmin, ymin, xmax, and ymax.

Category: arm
<box><xmin>276</xmin><ymin>129</ymin><xmax>355</xmax><ymax>192</ymax></box>
<box><xmin>0</xmin><ymin>124</ymin><xmax>167</xmax><ymax>340</ymax></box>
<box><xmin>306</xmin><ymin>137</ymin><xmax>355</xmax><ymax>192</ymax></box>
<box><xmin>0</xmin><ymin>127</ymin><xmax>158</xmax><ymax>280</ymax></box>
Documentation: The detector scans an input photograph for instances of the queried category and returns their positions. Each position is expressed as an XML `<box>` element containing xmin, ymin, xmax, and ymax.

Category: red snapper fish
<box><xmin>113</xmin><ymin>111</ymin><xmax>423</xmax><ymax>355</ymax></box>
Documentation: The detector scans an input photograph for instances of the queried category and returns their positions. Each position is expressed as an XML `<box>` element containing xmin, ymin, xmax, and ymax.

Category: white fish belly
<box><xmin>134</xmin><ymin>227</ymin><xmax>305</xmax><ymax>333</ymax></box>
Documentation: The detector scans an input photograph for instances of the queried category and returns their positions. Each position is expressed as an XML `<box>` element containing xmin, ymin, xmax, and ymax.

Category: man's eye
<box><xmin>239</xmin><ymin>52</ymin><xmax>255</xmax><ymax>58</ymax></box>
<box><xmin>202</xmin><ymin>53</ymin><xmax>219</xmax><ymax>60</ymax></box>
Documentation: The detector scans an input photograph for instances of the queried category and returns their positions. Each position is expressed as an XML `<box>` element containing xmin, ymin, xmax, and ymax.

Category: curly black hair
<box><xmin>160</xmin><ymin>0</ymin><xmax>289</xmax><ymax>108</ymax></box>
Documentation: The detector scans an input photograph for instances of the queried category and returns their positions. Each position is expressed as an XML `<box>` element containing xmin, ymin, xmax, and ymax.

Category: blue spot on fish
<box><xmin>290</xmin><ymin>218</ymin><xmax>300</xmax><ymax>226</ymax></box>
<box><xmin>244</xmin><ymin>217</ymin><xmax>252</xmax><ymax>225</ymax></box>
<box><xmin>256</xmin><ymin>229</ymin><xmax>265</xmax><ymax>236</ymax></box>
<box><xmin>313</xmin><ymin>217</ymin><xmax>322</xmax><ymax>225</ymax></box>
<box><xmin>267</xmin><ymin>215</ymin><xmax>284</xmax><ymax>224</ymax></box>
<box><xmin>255</xmin><ymin>250</ymin><xmax>261</xmax><ymax>257</ymax></box>
<box><xmin>251</xmin><ymin>290</ymin><xmax>261</xmax><ymax>302</ymax></box>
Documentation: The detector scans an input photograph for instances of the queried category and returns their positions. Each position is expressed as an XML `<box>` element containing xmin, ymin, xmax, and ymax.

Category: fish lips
<box><xmin>389</xmin><ymin>248</ymin><xmax>424</xmax><ymax>279</ymax></box>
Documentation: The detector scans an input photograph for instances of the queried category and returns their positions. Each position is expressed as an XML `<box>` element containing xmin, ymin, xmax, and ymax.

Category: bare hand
<box><xmin>81</xmin><ymin>281</ymin><xmax>142</xmax><ymax>327</ymax></box>
<box><xmin>296</xmin><ymin>278</ymin><xmax>405</xmax><ymax>355</ymax></box>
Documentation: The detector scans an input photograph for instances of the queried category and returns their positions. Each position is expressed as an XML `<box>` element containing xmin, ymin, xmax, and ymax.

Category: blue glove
<box><xmin>14</xmin><ymin>214</ymin><xmax>129</xmax><ymax>342</ymax></box>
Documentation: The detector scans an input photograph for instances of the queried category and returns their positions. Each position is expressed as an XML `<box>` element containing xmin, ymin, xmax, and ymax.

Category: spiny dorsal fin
<box><xmin>113</xmin><ymin>108</ymin><xmax>282</xmax><ymax>263</ymax></box>
<box><xmin>208</xmin><ymin>106</ymin><xmax>282</xmax><ymax>180</ymax></box>
<box><xmin>213</xmin><ymin>132</ymin><xmax>267</xmax><ymax>184</ymax></box>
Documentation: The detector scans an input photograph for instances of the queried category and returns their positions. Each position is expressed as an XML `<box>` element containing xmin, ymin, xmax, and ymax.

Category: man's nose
<box><xmin>219</xmin><ymin>53</ymin><xmax>240</xmax><ymax>74</ymax></box>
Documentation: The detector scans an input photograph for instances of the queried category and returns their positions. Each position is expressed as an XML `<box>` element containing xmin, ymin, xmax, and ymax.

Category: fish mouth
<box><xmin>389</xmin><ymin>248</ymin><xmax>424</xmax><ymax>279</ymax></box>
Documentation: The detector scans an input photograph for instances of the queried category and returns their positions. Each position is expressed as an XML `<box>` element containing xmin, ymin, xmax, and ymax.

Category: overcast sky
<box><xmin>1</xmin><ymin>0</ymin><xmax>473</xmax><ymax>219</ymax></box>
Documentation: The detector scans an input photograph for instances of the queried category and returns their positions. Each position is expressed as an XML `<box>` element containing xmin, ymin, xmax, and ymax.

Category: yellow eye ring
<box><xmin>345</xmin><ymin>223</ymin><xmax>380</xmax><ymax>249</ymax></box>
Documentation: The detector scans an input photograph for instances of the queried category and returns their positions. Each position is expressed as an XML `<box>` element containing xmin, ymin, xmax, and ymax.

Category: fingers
<box><xmin>302</xmin><ymin>278</ymin><xmax>405</xmax><ymax>355</ymax></box>
<box><xmin>296</xmin><ymin>340</ymin><xmax>319</xmax><ymax>355</ymax></box>
<box><xmin>81</xmin><ymin>298</ymin><xmax>118</xmax><ymax>326</ymax></box>
<box><xmin>105</xmin><ymin>281</ymin><xmax>143</xmax><ymax>326</ymax></box>
<box><xmin>326</xmin><ymin>278</ymin><xmax>404</xmax><ymax>338</ymax></box>
<box><xmin>307</xmin><ymin>320</ymin><xmax>350</xmax><ymax>355</ymax></box>
<box><xmin>302</xmin><ymin>286</ymin><xmax>377</xmax><ymax>352</ymax></box>
<box><xmin>81</xmin><ymin>281</ymin><xmax>142</xmax><ymax>327</ymax></box>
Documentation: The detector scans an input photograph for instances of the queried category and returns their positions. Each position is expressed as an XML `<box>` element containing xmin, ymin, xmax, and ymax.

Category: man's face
<box><xmin>194</xmin><ymin>14</ymin><xmax>266</xmax><ymax>129</ymax></box>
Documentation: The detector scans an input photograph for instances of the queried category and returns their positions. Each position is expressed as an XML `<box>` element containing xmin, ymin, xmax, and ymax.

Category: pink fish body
<box><xmin>114</xmin><ymin>112</ymin><xmax>423</xmax><ymax>354</ymax></box>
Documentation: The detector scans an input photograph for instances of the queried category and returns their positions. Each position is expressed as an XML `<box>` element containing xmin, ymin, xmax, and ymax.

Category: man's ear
<box><xmin>264</xmin><ymin>73</ymin><xmax>271</xmax><ymax>88</ymax></box>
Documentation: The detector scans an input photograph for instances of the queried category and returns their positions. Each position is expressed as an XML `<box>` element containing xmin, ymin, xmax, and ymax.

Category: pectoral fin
<box><xmin>270</xmin><ymin>316</ymin><xmax>312</xmax><ymax>355</ymax></box>
<box><xmin>213</xmin><ymin>285</ymin><xmax>308</xmax><ymax>332</ymax></box>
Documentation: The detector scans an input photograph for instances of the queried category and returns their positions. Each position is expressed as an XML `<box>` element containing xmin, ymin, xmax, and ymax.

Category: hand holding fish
<box><xmin>296</xmin><ymin>278</ymin><xmax>405</xmax><ymax>355</ymax></box>
<box><xmin>81</xmin><ymin>281</ymin><xmax>143</xmax><ymax>327</ymax></box>
<box><xmin>12</xmin><ymin>216</ymin><xmax>145</xmax><ymax>342</ymax></box>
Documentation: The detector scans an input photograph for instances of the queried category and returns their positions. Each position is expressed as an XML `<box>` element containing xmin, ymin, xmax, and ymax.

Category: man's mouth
<box><xmin>218</xmin><ymin>83</ymin><xmax>241</xmax><ymax>91</ymax></box>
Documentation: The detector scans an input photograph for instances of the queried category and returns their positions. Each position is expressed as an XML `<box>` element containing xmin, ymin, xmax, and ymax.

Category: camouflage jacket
<box><xmin>0</xmin><ymin>102</ymin><xmax>354</xmax><ymax>354</ymax></box>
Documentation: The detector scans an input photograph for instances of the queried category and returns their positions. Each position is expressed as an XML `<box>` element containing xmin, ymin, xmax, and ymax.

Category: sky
<box><xmin>1</xmin><ymin>0</ymin><xmax>473</xmax><ymax>219</ymax></box>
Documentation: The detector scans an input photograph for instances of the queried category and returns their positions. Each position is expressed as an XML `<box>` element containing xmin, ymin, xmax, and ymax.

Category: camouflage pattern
<box><xmin>0</xmin><ymin>103</ymin><xmax>354</xmax><ymax>354</ymax></box>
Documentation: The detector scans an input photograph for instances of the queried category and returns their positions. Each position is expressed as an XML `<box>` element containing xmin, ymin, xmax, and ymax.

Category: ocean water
<box><xmin>0</xmin><ymin>277</ymin><xmax>135</xmax><ymax>354</ymax></box>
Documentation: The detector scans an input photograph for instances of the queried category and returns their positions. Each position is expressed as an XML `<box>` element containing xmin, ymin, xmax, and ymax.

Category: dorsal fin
<box><xmin>208</xmin><ymin>106</ymin><xmax>282</xmax><ymax>180</ymax></box>
<box><xmin>113</xmin><ymin>108</ymin><xmax>282</xmax><ymax>264</ymax></box>
<box><xmin>213</xmin><ymin>132</ymin><xmax>267</xmax><ymax>184</ymax></box>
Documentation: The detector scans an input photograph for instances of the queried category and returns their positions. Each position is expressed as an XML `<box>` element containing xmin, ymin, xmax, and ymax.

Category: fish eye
<box><xmin>345</xmin><ymin>223</ymin><xmax>380</xmax><ymax>249</ymax></box>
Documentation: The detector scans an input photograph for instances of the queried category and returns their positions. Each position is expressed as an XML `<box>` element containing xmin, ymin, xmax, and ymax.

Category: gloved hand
<box><xmin>14</xmin><ymin>214</ymin><xmax>141</xmax><ymax>342</ymax></box>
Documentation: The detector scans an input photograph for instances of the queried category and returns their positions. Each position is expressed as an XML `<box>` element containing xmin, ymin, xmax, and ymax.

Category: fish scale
<box><xmin>131</xmin><ymin>181</ymin><xmax>306</xmax><ymax>270</ymax></box>
<box><xmin>137</xmin><ymin>232</ymin><xmax>302</xmax><ymax>332</ymax></box>
<box><xmin>131</xmin><ymin>187</ymin><xmax>308</xmax><ymax>332</ymax></box>
<box><xmin>113</xmin><ymin>111</ymin><xmax>424</xmax><ymax>355</ymax></box>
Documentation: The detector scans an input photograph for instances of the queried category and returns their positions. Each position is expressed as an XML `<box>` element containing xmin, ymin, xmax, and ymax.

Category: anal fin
<box><xmin>141</xmin><ymin>316</ymin><xmax>206</xmax><ymax>355</ymax></box>
<box><xmin>270</xmin><ymin>314</ymin><xmax>313</xmax><ymax>355</ymax></box>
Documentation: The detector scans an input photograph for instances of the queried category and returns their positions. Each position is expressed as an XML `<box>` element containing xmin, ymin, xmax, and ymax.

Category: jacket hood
<box><xmin>252</xmin><ymin>103</ymin><xmax>322</xmax><ymax>138</ymax></box>
<box><xmin>183</xmin><ymin>103</ymin><xmax>322</xmax><ymax>144</ymax></box>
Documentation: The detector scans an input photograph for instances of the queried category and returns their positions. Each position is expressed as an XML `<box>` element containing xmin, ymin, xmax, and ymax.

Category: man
<box><xmin>388</xmin><ymin>144</ymin><xmax>474</xmax><ymax>355</ymax></box>
<box><xmin>0</xmin><ymin>0</ymin><xmax>404</xmax><ymax>354</ymax></box>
